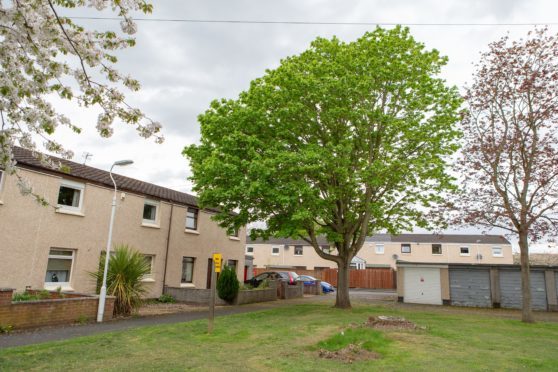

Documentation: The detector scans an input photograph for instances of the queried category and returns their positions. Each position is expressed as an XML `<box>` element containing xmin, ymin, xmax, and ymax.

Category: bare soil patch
<box><xmin>364</xmin><ymin>315</ymin><xmax>425</xmax><ymax>330</ymax></box>
<box><xmin>318</xmin><ymin>343</ymin><xmax>380</xmax><ymax>363</ymax></box>
<box><xmin>138</xmin><ymin>303</ymin><xmax>208</xmax><ymax>316</ymax></box>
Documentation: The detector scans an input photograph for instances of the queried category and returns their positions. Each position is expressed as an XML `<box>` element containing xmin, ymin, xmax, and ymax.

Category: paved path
<box><xmin>0</xmin><ymin>298</ymin><xmax>318</xmax><ymax>349</ymax></box>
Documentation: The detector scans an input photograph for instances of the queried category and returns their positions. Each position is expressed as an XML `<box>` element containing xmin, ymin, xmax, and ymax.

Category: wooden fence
<box><xmin>253</xmin><ymin>267</ymin><xmax>396</xmax><ymax>290</ymax></box>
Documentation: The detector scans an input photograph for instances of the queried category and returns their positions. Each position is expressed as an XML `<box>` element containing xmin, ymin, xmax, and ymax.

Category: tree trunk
<box><xmin>335</xmin><ymin>259</ymin><xmax>351</xmax><ymax>309</ymax></box>
<box><xmin>518</xmin><ymin>232</ymin><xmax>534</xmax><ymax>323</ymax></box>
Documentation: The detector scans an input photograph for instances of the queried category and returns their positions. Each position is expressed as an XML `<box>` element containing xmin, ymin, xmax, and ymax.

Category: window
<box><xmin>401</xmin><ymin>244</ymin><xmax>411</xmax><ymax>253</ymax></box>
<box><xmin>185</xmin><ymin>207</ymin><xmax>198</xmax><ymax>230</ymax></box>
<box><xmin>246</xmin><ymin>246</ymin><xmax>254</xmax><ymax>254</ymax></box>
<box><xmin>375</xmin><ymin>244</ymin><xmax>385</xmax><ymax>254</ymax></box>
<box><xmin>142</xmin><ymin>199</ymin><xmax>159</xmax><ymax>225</ymax></box>
<box><xmin>229</xmin><ymin>227</ymin><xmax>239</xmax><ymax>238</ymax></box>
<box><xmin>492</xmin><ymin>247</ymin><xmax>503</xmax><ymax>257</ymax></box>
<box><xmin>432</xmin><ymin>244</ymin><xmax>442</xmax><ymax>255</ymax></box>
<box><xmin>181</xmin><ymin>257</ymin><xmax>195</xmax><ymax>283</ymax></box>
<box><xmin>272</xmin><ymin>246</ymin><xmax>280</xmax><ymax>255</ymax></box>
<box><xmin>321</xmin><ymin>245</ymin><xmax>331</xmax><ymax>253</ymax></box>
<box><xmin>227</xmin><ymin>259</ymin><xmax>238</xmax><ymax>272</ymax></box>
<box><xmin>45</xmin><ymin>249</ymin><xmax>74</xmax><ymax>285</ymax></box>
<box><xmin>143</xmin><ymin>255</ymin><xmax>154</xmax><ymax>279</ymax></box>
<box><xmin>57</xmin><ymin>180</ymin><xmax>84</xmax><ymax>212</ymax></box>
<box><xmin>460</xmin><ymin>246</ymin><xmax>470</xmax><ymax>256</ymax></box>
<box><xmin>294</xmin><ymin>245</ymin><xmax>303</xmax><ymax>256</ymax></box>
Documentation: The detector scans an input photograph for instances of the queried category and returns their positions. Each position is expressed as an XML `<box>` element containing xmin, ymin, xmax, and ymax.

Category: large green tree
<box><xmin>184</xmin><ymin>26</ymin><xmax>462</xmax><ymax>308</ymax></box>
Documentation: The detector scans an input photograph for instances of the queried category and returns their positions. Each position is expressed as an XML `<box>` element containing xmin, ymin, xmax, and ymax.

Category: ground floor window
<box><xmin>227</xmin><ymin>259</ymin><xmax>238</xmax><ymax>273</ymax></box>
<box><xmin>45</xmin><ymin>249</ymin><xmax>74</xmax><ymax>284</ymax></box>
<box><xmin>143</xmin><ymin>255</ymin><xmax>154</xmax><ymax>279</ymax></box>
<box><xmin>181</xmin><ymin>257</ymin><xmax>195</xmax><ymax>283</ymax></box>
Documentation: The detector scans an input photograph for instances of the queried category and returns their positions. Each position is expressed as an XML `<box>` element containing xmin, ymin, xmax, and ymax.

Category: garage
<box><xmin>499</xmin><ymin>270</ymin><xmax>547</xmax><ymax>310</ymax></box>
<box><xmin>449</xmin><ymin>268</ymin><xmax>491</xmax><ymax>308</ymax></box>
<box><xmin>403</xmin><ymin>267</ymin><xmax>442</xmax><ymax>305</ymax></box>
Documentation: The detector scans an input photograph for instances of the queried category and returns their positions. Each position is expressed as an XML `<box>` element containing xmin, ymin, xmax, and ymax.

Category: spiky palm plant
<box><xmin>90</xmin><ymin>245</ymin><xmax>151</xmax><ymax>316</ymax></box>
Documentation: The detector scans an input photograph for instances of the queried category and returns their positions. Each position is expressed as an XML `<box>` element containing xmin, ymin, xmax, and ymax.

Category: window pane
<box><xmin>294</xmin><ymin>246</ymin><xmax>303</xmax><ymax>255</ymax></box>
<box><xmin>401</xmin><ymin>244</ymin><xmax>411</xmax><ymax>253</ymax></box>
<box><xmin>272</xmin><ymin>247</ymin><xmax>279</xmax><ymax>254</ymax></box>
<box><xmin>186</xmin><ymin>207</ymin><xmax>198</xmax><ymax>229</ymax></box>
<box><xmin>432</xmin><ymin>244</ymin><xmax>442</xmax><ymax>255</ymax></box>
<box><xmin>246</xmin><ymin>247</ymin><xmax>254</xmax><ymax>253</ymax></box>
<box><xmin>58</xmin><ymin>186</ymin><xmax>80</xmax><ymax>207</ymax></box>
<box><xmin>461</xmin><ymin>247</ymin><xmax>469</xmax><ymax>254</ymax></box>
<box><xmin>227</xmin><ymin>260</ymin><xmax>237</xmax><ymax>271</ymax></box>
<box><xmin>143</xmin><ymin>204</ymin><xmax>157</xmax><ymax>221</ymax></box>
<box><xmin>50</xmin><ymin>249</ymin><xmax>73</xmax><ymax>256</ymax></box>
<box><xmin>376</xmin><ymin>244</ymin><xmax>384</xmax><ymax>254</ymax></box>
<box><xmin>45</xmin><ymin>258</ymin><xmax>72</xmax><ymax>282</ymax></box>
<box><xmin>181</xmin><ymin>257</ymin><xmax>194</xmax><ymax>283</ymax></box>
<box><xmin>143</xmin><ymin>256</ymin><xmax>153</xmax><ymax>274</ymax></box>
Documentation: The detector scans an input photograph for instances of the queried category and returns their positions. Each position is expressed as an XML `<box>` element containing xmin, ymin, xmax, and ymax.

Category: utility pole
<box><xmin>208</xmin><ymin>253</ymin><xmax>222</xmax><ymax>334</ymax></box>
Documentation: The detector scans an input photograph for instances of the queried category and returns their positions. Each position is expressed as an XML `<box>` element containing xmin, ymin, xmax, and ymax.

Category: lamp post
<box><xmin>97</xmin><ymin>159</ymin><xmax>133</xmax><ymax>323</ymax></box>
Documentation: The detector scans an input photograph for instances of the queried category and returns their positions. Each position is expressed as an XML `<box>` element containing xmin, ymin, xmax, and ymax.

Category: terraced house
<box><xmin>246</xmin><ymin>234</ymin><xmax>513</xmax><ymax>270</ymax></box>
<box><xmin>0</xmin><ymin>147</ymin><xmax>245</xmax><ymax>298</ymax></box>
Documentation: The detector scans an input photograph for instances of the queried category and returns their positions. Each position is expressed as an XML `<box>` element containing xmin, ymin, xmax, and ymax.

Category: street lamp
<box><xmin>97</xmin><ymin>159</ymin><xmax>134</xmax><ymax>322</ymax></box>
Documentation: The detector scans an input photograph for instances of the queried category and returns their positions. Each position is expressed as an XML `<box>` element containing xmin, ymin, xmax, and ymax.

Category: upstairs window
<box><xmin>142</xmin><ymin>199</ymin><xmax>159</xmax><ymax>226</ymax></box>
<box><xmin>492</xmin><ymin>247</ymin><xmax>503</xmax><ymax>257</ymax></box>
<box><xmin>272</xmin><ymin>246</ymin><xmax>280</xmax><ymax>255</ymax></box>
<box><xmin>432</xmin><ymin>244</ymin><xmax>442</xmax><ymax>255</ymax></box>
<box><xmin>186</xmin><ymin>207</ymin><xmax>198</xmax><ymax>230</ymax></box>
<box><xmin>460</xmin><ymin>246</ymin><xmax>470</xmax><ymax>256</ymax></box>
<box><xmin>246</xmin><ymin>246</ymin><xmax>254</xmax><ymax>254</ymax></box>
<box><xmin>375</xmin><ymin>244</ymin><xmax>385</xmax><ymax>254</ymax></box>
<box><xmin>401</xmin><ymin>244</ymin><xmax>411</xmax><ymax>254</ymax></box>
<box><xmin>321</xmin><ymin>245</ymin><xmax>331</xmax><ymax>253</ymax></box>
<box><xmin>230</xmin><ymin>228</ymin><xmax>239</xmax><ymax>237</ymax></box>
<box><xmin>294</xmin><ymin>245</ymin><xmax>303</xmax><ymax>256</ymax></box>
<box><xmin>57</xmin><ymin>180</ymin><xmax>85</xmax><ymax>212</ymax></box>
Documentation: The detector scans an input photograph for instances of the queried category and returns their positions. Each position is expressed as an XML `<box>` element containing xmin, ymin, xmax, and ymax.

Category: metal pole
<box><xmin>97</xmin><ymin>166</ymin><xmax>117</xmax><ymax>323</ymax></box>
<box><xmin>208</xmin><ymin>260</ymin><xmax>216</xmax><ymax>333</ymax></box>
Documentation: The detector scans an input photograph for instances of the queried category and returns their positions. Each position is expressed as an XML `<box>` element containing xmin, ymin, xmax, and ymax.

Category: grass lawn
<box><xmin>1</xmin><ymin>303</ymin><xmax>558</xmax><ymax>371</ymax></box>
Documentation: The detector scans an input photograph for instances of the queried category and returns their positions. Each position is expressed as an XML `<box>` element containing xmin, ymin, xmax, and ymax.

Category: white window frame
<box><xmin>460</xmin><ymin>246</ymin><xmax>470</xmax><ymax>256</ymax></box>
<box><xmin>142</xmin><ymin>199</ymin><xmax>160</xmax><ymax>227</ymax></box>
<box><xmin>271</xmin><ymin>246</ymin><xmax>280</xmax><ymax>256</ymax></box>
<box><xmin>401</xmin><ymin>244</ymin><xmax>411</xmax><ymax>254</ymax></box>
<box><xmin>56</xmin><ymin>179</ymin><xmax>85</xmax><ymax>213</ymax></box>
<box><xmin>294</xmin><ymin>245</ymin><xmax>303</xmax><ymax>256</ymax></box>
<box><xmin>246</xmin><ymin>246</ymin><xmax>254</xmax><ymax>255</ymax></box>
<box><xmin>181</xmin><ymin>256</ymin><xmax>195</xmax><ymax>285</ymax></box>
<box><xmin>492</xmin><ymin>246</ymin><xmax>503</xmax><ymax>257</ymax></box>
<box><xmin>142</xmin><ymin>255</ymin><xmax>155</xmax><ymax>281</ymax></box>
<box><xmin>432</xmin><ymin>244</ymin><xmax>442</xmax><ymax>255</ymax></box>
<box><xmin>44</xmin><ymin>248</ymin><xmax>75</xmax><ymax>289</ymax></box>
<box><xmin>375</xmin><ymin>244</ymin><xmax>385</xmax><ymax>255</ymax></box>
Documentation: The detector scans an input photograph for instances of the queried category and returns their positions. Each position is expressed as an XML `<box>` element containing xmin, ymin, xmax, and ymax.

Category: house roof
<box><xmin>247</xmin><ymin>233</ymin><xmax>510</xmax><ymax>245</ymax></box>
<box><xmin>12</xmin><ymin>146</ymin><xmax>203</xmax><ymax>210</ymax></box>
<box><xmin>513</xmin><ymin>253</ymin><xmax>558</xmax><ymax>266</ymax></box>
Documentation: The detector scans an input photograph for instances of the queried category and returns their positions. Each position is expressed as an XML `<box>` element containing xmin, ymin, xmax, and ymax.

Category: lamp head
<box><xmin>113</xmin><ymin>160</ymin><xmax>133</xmax><ymax>167</ymax></box>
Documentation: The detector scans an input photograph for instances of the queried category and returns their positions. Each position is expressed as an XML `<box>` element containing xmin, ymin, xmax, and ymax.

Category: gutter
<box><xmin>162</xmin><ymin>203</ymin><xmax>174</xmax><ymax>290</ymax></box>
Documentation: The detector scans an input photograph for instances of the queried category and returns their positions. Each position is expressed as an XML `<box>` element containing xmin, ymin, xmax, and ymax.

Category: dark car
<box><xmin>298</xmin><ymin>275</ymin><xmax>335</xmax><ymax>293</ymax></box>
<box><xmin>245</xmin><ymin>271</ymin><xmax>299</xmax><ymax>288</ymax></box>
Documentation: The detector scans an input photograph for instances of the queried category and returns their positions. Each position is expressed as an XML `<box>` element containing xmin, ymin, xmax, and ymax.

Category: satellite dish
<box><xmin>392</xmin><ymin>254</ymin><xmax>399</xmax><ymax>260</ymax></box>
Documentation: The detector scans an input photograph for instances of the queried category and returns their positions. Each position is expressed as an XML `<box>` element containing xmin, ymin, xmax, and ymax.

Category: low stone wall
<box><xmin>235</xmin><ymin>281</ymin><xmax>277</xmax><ymax>305</ymax></box>
<box><xmin>0</xmin><ymin>288</ymin><xmax>115</xmax><ymax>330</ymax></box>
<box><xmin>279</xmin><ymin>281</ymin><xmax>304</xmax><ymax>299</ymax></box>
<box><xmin>164</xmin><ymin>287</ymin><xmax>227</xmax><ymax>305</ymax></box>
<box><xmin>303</xmin><ymin>280</ymin><xmax>322</xmax><ymax>295</ymax></box>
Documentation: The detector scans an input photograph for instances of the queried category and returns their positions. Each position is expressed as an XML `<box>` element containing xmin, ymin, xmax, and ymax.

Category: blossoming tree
<box><xmin>0</xmin><ymin>0</ymin><xmax>161</xmax><ymax>200</ymax></box>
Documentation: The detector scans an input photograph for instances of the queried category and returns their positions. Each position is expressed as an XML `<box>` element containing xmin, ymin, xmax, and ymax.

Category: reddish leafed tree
<box><xmin>454</xmin><ymin>29</ymin><xmax>558</xmax><ymax>323</ymax></box>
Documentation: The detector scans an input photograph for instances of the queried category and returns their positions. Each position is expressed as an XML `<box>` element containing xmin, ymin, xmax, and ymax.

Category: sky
<box><xmin>49</xmin><ymin>0</ymin><xmax>558</xmax><ymax>250</ymax></box>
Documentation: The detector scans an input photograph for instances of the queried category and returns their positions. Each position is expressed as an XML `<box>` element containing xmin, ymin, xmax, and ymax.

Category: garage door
<box><xmin>403</xmin><ymin>267</ymin><xmax>442</xmax><ymax>305</ymax></box>
<box><xmin>499</xmin><ymin>270</ymin><xmax>547</xmax><ymax>310</ymax></box>
<box><xmin>449</xmin><ymin>269</ymin><xmax>491</xmax><ymax>308</ymax></box>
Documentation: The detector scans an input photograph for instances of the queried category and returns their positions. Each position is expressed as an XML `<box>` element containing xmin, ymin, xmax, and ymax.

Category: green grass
<box><xmin>1</xmin><ymin>304</ymin><xmax>557</xmax><ymax>371</ymax></box>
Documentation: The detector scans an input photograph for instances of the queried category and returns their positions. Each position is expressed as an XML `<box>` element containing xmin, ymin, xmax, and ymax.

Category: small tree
<box><xmin>453</xmin><ymin>29</ymin><xmax>558</xmax><ymax>323</ymax></box>
<box><xmin>185</xmin><ymin>26</ymin><xmax>462</xmax><ymax>309</ymax></box>
<box><xmin>90</xmin><ymin>244</ymin><xmax>151</xmax><ymax>316</ymax></box>
<box><xmin>217</xmin><ymin>265</ymin><xmax>240</xmax><ymax>303</ymax></box>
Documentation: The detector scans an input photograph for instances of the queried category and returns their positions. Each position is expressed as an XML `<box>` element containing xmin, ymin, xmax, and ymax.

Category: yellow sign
<box><xmin>213</xmin><ymin>253</ymin><xmax>222</xmax><ymax>273</ymax></box>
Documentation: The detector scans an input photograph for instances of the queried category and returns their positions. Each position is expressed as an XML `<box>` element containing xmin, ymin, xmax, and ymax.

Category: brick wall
<box><xmin>302</xmin><ymin>280</ymin><xmax>322</xmax><ymax>295</ymax></box>
<box><xmin>278</xmin><ymin>281</ymin><xmax>304</xmax><ymax>299</ymax></box>
<box><xmin>0</xmin><ymin>288</ymin><xmax>115</xmax><ymax>330</ymax></box>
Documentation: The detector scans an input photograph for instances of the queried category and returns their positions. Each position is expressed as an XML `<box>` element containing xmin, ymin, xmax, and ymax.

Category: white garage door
<box><xmin>404</xmin><ymin>267</ymin><xmax>442</xmax><ymax>305</ymax></box>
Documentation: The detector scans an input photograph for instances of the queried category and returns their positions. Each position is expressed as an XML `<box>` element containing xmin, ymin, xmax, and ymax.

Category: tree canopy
<box><xmin>185</xmin><ymin>26</ymin><xmax>462</xmax><ymax>308</ymax></box>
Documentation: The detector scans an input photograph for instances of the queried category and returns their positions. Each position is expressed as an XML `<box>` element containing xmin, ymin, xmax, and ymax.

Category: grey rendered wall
<box><xmin>499</xmin><ymin>270</ymin><xmax>547</xmax><ymax>310</ymax></box>
<box><xmin>449</xmin><ymin>268</ymin><xmax>492</xmax><ymax>308</ymax></box>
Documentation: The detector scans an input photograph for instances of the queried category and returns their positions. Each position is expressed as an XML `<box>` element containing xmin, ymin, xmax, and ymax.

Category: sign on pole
<box><xmin>208</xmin><ymin>252</ymin><xmax>221</xmax><ymax>334</ymax></box>
<box><xmin>213</xmin><ymin>253</ymin><xmax>222</xmax><ymax>273</ymax></box>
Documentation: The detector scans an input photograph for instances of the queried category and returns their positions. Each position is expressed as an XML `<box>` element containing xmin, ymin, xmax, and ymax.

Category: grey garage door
<box><xmin>449</xmin><ymin>269</ymin><xmax>491</xmax><ymax>308</ymax></box>
<box><xmin>499</xmin><ymin>270</ymin><xmax>547</xmax><ymax>310</ymax></box>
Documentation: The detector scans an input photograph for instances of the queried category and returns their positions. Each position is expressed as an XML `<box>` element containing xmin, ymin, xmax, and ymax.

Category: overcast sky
<box><xmin>50</xmin><ymin>0</ymin><xmax>558</xmax><ymax>249</ymax></box>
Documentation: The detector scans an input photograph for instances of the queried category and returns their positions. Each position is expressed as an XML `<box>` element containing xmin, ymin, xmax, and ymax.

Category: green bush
<box><xmin>89</xmin><ymin>245</ymin><xmax>151</xmax><ymax>316</ymax></box>
<box><xmin>216</xmin><ymin>265</ymin><xmax>240</xmax><ymax>303</ymax></box>
<box><xmin>12</xmin><ymin>290</ymin><xmax>52</xmax><ymax>302</ymax></box>
<box><xmin>157</xmin><ymin>294</ymin><xmax>176</xmax><ymax>303</ymax></box>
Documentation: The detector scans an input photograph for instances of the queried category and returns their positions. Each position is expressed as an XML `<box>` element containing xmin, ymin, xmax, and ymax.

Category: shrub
<box><xmin>89</xmin><ymin>244</ymin><xmax>151</xmax><ymax>316</ymax></box>
<box><xmin>216</xmin><ymin>265</ymin><xmax>240</xmax><ymax>303</ymax></box>
<box><xmin>158</xmin><ymin>294</ymin><xmax>176</xmax><ymax>303</ymax></box>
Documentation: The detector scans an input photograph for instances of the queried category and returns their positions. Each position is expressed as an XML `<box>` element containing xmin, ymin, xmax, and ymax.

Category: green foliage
<box><xmin>12</xmin><ymin>290</ymin><xmax>52</xmax><ymax>302</ymax></box>
<box><xmin>89</xmin><ymin>245</ymin><xmax>151</xmax><ymax>316</ymax></box>
<box><xmin>318</xmin><ymin>327</ymin><xmax>391</xmax><ymax>355</ymax></box>
<box><xmin>216</xmin><ymin>265</ymin><xmax>240</xmax><ymax>303</ymax></box>
<box><xmin>0</xmin><ymin>324</ymin><xmax>13</xmax><ymax>334</ymax></box>
<box><xmin>75</xmin><ymin>314</ymin><xmax>89</xmax><ymax>325</ymax></box>
<box><xmin>157</xmin><ymin>294</ymin><xmax>176</xmax><ymax>304</ymax></box>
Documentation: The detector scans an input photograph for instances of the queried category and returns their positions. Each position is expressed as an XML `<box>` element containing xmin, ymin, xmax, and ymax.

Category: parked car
<box><xmin>245</xmin><ymin>271</ymin><xmax>299</xmax><ymax>288</ymax></box>
<box><xmin>297</xmin><ymin>275</ymin><xmax>335</xmax><ymax>293</ymax></box>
